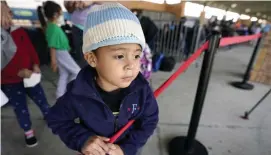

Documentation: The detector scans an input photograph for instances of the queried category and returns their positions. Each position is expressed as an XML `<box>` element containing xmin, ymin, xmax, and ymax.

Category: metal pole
<box><xmin>183</xmin><ymin>27</ymin><xmax>188</xmax><ymax>60</ymax></box>
<box><xmin>190</xmin><ymin>24</ymin><xmax>199</xmax><ymax>55</ymax></box>
<box><xmin>162</xmin><ymin>24</ymin><xmax>167</xmax><ymax>54</ymax></box>
<box><xmin>241</xmin><ymin>88</ymin><xmax>271</xmax><ymax>120</ymax></box>
<box><xmin>173</xmin><ymin>22</ymin><xmax>179</xmax><ymax>60</ymax></box>
<box><xmin>231</xmin><ymin>35</ymin><xmax>263</xmax><ymax>90</ymax></box>
<box><xmin>168</xmin><ymin>30</ymin><xmax>221</xmax><ymax>155</ymax></box>
<box><xmin>178</xmin><ymin>25</ymin><xmax>184</xmax><ymax>61</ymax></box>
<box><xmin>242</xmin><ymin>37</ymin><xmax>262</xmax><ymax>83</ymax></box>
<box><xmin>194</xmin><ymin>26</ymin><xmax>203</xmax><ymax>53</ymax></box>
<box><xmin>185</xmin><ymin>31</ymin><xmax>220</xmax><ymax>152</ymax></box>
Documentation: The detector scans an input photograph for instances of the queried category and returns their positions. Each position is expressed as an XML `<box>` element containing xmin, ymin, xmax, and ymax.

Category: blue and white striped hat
<box><xmin>82</xmin><ymin>3</ymin><xmax>146</xmax><ymax>53</ymax></box>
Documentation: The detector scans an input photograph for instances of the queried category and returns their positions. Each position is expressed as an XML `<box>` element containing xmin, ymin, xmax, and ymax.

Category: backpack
<box><xmin>140</xmin><ymin>44</ymin><xmax>152</xmax><ymax>80</ymax></box>
<box><xmin>159</xmin><ymin>56</ymin><xmax>176</xmax><ymax>72</ymax></box>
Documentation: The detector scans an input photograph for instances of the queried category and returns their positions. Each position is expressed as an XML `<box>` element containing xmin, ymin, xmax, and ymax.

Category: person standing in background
<box><xmin>1</xmin><ymin>1</ymin><xmax>50</xmax><ymax>147</ymax></box>
<box><xmin>64</xmin><ymin>1</ymin><xmax>101</xmax><ymax>68</ymax></box>
<box><xmin>37</xmin><ymin>1</ymin><xmax>80</xmax><ymax>99</ymax></box>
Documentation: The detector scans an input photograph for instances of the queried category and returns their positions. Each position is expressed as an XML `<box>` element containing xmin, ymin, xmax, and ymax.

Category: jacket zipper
<box><xmin>86</xmin><ymin>91</ymin><xmax>136</xmax><ymax>132</ymax></box>
<box><xmin>114</xmin><ymin>117</ymin><xmax>119</xmax><ymax>132</ymax></box>
<box><xmin>113</xmin><ymin>91</ymin><xmax>136</xmax><ymax>132</ymax></box>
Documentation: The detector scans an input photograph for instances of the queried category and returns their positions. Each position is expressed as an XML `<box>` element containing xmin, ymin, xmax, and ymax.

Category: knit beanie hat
<box><xmin>82</xmin><ymin>2</ymin><xmax>146</xmax><ymax>53</ymax></box>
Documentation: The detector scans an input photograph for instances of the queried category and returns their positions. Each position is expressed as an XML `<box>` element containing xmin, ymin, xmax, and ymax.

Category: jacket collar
<box><xmin>70</xmin><ymin>66</ymin><xmax>148</xmax><ymax>98</ymax></box>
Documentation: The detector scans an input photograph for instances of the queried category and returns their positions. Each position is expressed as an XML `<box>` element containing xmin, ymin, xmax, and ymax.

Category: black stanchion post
<box><xmin>231</xmin><ymin>35</ymin><xmax>263</xmax><ymax>90</ymax></box>
<box><xmin>168</xmin><ymin>29</ymin><xmax>221</xmax><ymax>155</ymax></box>
<box><xmin>241</xmin><ymin>88</ymin><xmax>271</xmax><ymax>120</ymax></box>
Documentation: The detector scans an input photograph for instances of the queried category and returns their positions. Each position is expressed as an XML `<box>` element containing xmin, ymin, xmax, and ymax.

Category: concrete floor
<box><xmin>1</xmin><ymin>45</ymin><xmax>271</xmax><ymax>155</ymax></box>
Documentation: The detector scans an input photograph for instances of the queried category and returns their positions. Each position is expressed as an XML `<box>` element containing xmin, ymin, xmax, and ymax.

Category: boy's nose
<box><xmin>124</xmin><ymin>59</ymin><xmax>135</xmax><ymax>70</ymax></box>
<box><xmin>125</xmin><ymin>63</ymin><xmax>134</xmax><ymax>70</ymax></box>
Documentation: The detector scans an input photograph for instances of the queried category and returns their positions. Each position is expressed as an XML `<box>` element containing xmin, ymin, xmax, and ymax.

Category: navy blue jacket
<box><xmin>46</xmin><ymin>66</ymin><xmax>159</xmax><ymax>155</ymax></box>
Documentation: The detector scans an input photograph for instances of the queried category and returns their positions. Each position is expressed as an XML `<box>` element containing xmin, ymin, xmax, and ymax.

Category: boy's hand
<box><xmin>81</xmin><ymin>136</ymin><xmax>116</xmax><ymax>155</ymax></box>
<box><xmin>108</xmin><ymin>144</ymin><xmax>124</xmax><ymax>155</ymax></box>
<box><xmin>17</xmin><ymin>69</ymin><xmax>33</xmax><ymax>78</ymax></box>
<box><xmin>33</xmin><ymin>64</ymin><xmax>41</xmax><ymax>73</ymax></box>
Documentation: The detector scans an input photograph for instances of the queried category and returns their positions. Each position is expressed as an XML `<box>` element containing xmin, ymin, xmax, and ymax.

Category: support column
<box><xmin>180</xmin><ymin>2</ymin><xmax>185</xmax><ymax>17</ymax></box>
<box><xmin>199</xmin><ymin>11</ymin><xmax>206</xmax><ymax>26</ymax></box>
<box><xmin>166</xmin><ymin>2</ymin><xmax>186</xmax><ymax>18</ymax></box>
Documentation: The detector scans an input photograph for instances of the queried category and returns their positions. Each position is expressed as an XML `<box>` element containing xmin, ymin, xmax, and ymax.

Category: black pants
<box><xmin>71</xmin><ymin>26</ymin><xmax>88</xmax><ymax>68</ymax></box>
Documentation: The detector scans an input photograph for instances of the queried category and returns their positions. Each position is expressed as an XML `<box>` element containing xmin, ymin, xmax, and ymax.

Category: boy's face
<box><xmin>84</xmin><ymin>43</ymin><xmax>142</xmax><ymax>91</ymax></box>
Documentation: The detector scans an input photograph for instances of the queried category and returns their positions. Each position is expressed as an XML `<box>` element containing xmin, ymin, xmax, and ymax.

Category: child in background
<box><xmin>1</xmin><ymin>1</ymin><xmax>50</xmax><ymax>147</ymax></box>
<box><xmin>37</xmin><ymin>1</ymin><xmax>80</xmax><ymax>99</ymax></box>
<box><xmin>46</xmin><ymin>3</ymin><xmax>159</xmax><ymax>155</ymax></box>
<box><xmin>140</xmin><ymin>44</ymin><xmax>152</xmax><ymax>82</ymax></box>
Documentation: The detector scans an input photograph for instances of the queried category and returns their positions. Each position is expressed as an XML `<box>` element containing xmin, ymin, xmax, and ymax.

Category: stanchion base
<box><xmin>230</xmin><ymin>82</ymin><xmax>254</xmax><ymax>90</ymax></box>
<box><xmin>168</xmin><ymin>136</ymin><xmax>208</xmax><ymax>155</ymax></box>
<box><xmin>240</xmin><ymin>112</ymin><xmax>249</xmax><ymax>120</ymax></box>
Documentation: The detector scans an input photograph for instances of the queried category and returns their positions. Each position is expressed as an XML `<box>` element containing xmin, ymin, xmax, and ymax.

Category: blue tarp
<box><xmin>11</xmin><ymin>8</ymin><xmax>70</xmax><ymax>21</ymax></box>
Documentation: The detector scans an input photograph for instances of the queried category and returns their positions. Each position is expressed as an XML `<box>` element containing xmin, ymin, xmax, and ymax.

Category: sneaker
<box><xmin>25</xmin><ymin>136</ymin><xmax>38</xmax><ymax>148</ymax></box>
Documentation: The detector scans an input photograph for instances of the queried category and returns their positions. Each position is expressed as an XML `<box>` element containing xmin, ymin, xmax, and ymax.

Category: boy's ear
<box><xmin>84</xmin><ymin>52</ymin><xmax>97</xmax><ymax>67</ymax></box>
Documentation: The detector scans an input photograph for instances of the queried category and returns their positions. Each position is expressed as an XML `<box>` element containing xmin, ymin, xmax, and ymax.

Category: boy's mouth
<box><xmin>121</xmin><ymin>76</ymin><xmax>133</xmax><ymax>82</ymax></box>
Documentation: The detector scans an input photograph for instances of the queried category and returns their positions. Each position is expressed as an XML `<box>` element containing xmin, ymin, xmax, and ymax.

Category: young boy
<box><xmin>46</xmin><ymin>3</ymin><xmax>159</xmax><ymax>155</ymax></box>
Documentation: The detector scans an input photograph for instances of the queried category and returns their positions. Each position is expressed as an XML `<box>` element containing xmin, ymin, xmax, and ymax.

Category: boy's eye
<box><xmin>135</xmin><ymin>55</ymin><xmax>141</xmax><ymax>59</ymax></box>
<box><xmin>114</xmin><ymin>55</ymin><xmax>124</xmax><ymax>59</ymax></box>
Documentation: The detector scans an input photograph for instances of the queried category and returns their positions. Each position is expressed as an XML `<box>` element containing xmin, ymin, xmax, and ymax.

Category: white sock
<box><xmin>25</xmin><ymin>130</ymin><xmax>34</xmax><ymax>139</ymax></box>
